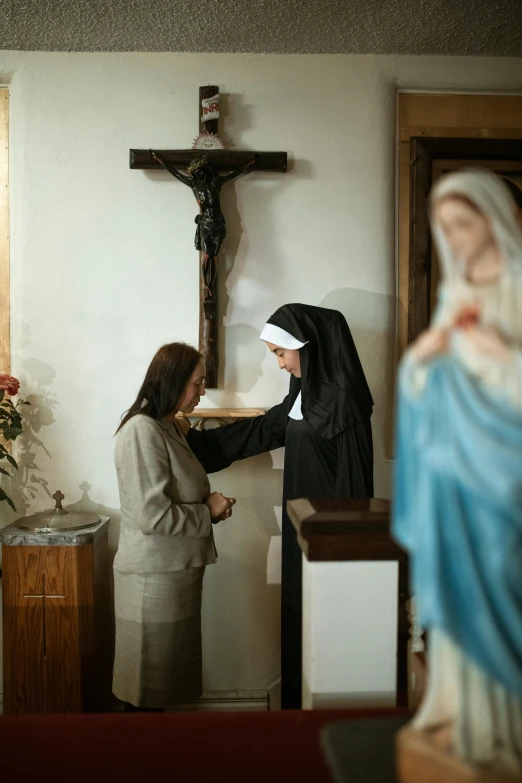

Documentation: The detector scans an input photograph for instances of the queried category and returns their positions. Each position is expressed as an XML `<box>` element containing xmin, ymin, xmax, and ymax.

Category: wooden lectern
<box><xmin>287</xmin><ymin>497</ymin><xmax>409</xmax><ymax>710</ymax></box>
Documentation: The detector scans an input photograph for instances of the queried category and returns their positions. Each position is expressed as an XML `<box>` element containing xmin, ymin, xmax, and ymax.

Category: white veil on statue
<box><xmin>430</xmin><ymin>167</ymin><xmax>522</xmax><ymax>283</ymax></box>
<box><xmin>427</xmin><ymin>169</ymin><xmax>522</xmax><ymax>349</ymax></box>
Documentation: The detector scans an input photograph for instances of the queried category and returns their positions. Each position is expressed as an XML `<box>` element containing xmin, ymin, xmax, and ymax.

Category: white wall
<box><xmin>0</xmin><ymin>51</ymin><xmax>520</xmax><ymax>698</ymax></box>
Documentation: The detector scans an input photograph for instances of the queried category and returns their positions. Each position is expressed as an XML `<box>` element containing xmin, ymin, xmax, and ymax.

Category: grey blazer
<box><xmin>113</xmin><ymin>414</ymin><xmax>217</xmax><ymax>574</ymax></box>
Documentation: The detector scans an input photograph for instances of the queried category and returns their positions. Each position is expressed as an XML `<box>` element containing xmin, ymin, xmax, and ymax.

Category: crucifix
<box><xmin>130</xmin><ymin>86</ymin><xmax>288</xmax><ymax>387</ymax></box>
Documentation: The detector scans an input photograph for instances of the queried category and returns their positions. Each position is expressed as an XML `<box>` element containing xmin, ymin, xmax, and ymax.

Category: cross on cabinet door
<box><xmin>20</xmin><ymin>547</ymin><xmax>67</xmax><ymax>659</ymax></box>
<box><xmin>3</xmin><ymin>546</ymin><xmax>82</xmax><ymax>712</ymax></box>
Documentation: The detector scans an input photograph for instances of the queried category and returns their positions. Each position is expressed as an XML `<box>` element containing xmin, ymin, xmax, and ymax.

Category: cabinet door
<box><xmin>43</xmin><ymin>547</ymin><xmax>83</xmax><ymax>713</ymax></box>
<box><xmin>2</xmin><ymin>546</ymin><xmax>84</xmax><ymax>713</ymax></box>
<box><xmin>3</xmin><ymin>546</ymin><xmax>47</xmax><ymax>712</ymax></box>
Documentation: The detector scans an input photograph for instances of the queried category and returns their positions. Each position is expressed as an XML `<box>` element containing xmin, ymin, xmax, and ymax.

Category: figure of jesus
<box><xmin>150</xmin><ymin>151</ymin><xmax>257</xmax><ymax>307</ymax></box>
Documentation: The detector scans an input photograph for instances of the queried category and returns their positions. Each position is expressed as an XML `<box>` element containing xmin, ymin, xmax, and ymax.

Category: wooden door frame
<box><xmin>0</xmin><ymin>87</ymin><xmax>9</xmax><ymax>374</ymax></box>
<box><xmin>407</xmin><ymin>136</ymin><xmax>522</xmax><ymax>343</ymax></box>
<box><xmin>398</xmin><ymin>94</ymin><xmax>522</xmax><ymax>355</ymax></box>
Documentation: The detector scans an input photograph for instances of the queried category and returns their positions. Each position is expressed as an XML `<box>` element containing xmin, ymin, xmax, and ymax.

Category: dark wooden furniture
<box><xmin>287</xmin><ymin>497</ymin><xmax>405</xmax><ymax>562</ymax></box>
<box><xmin>1</xmin><ymin>517</ymin><xmax>112</xmax><ymax>713</ymax></box>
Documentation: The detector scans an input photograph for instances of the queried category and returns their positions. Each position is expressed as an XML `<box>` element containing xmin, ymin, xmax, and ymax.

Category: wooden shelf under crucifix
<box><xmin>177</xmin><ymin>407</ymin><xmax>265</xmax><ymax>430</ymax></box>
<box><xmin>130</xmin><ymin>85</ymin><xmax>288</xmax><ymax>388</ymax></box>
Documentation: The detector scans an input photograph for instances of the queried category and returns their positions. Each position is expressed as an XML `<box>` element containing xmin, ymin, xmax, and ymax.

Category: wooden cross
<box><xmin>130</xmin><ymin>86</ymin><xmax>288</xmax><ymax>388</ymax></box>
<box><xmin>23</xmin><ymin>573</ymin><xmax>65</xmax><ymax>658</ymax></box>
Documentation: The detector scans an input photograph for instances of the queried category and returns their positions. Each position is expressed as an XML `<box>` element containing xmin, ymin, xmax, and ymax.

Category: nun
<box><xmin>186</xmin><ymin>303</ymin><xmax>374</xmax><ymax>709</ymax></box>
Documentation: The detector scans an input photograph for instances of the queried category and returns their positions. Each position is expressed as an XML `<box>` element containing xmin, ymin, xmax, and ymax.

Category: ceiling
<box><xmin>0</xmin><ymin>0</ymin><xmax>521</xmax><ymax>56</ymax></box>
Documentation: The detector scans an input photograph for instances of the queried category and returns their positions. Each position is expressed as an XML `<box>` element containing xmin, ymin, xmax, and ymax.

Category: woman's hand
<box><xmin>413</xmin><ymin>326</ymin><xmax>450</xmax><ymax>362</ymax></box>
<box><xmin>204</xmin><ymin>492</ymin><xmax>236</xmax><ymax>523</ymax></box>
<box><xmin>215</xmin><ymin>501</ymin><xmax>236</xmax><ymax>522</ymax></box>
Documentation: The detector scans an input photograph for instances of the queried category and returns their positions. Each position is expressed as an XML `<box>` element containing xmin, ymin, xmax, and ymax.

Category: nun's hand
<box><xmin>462</xmin><ymin>325</ymin><xmax>514</xmax><ymax>363</ymax></box>
<box><xmin>175</xmin><ymin>415</ymin><xmax>191</xmax><ymax>436</ymax></box>
<box><xmin>413</xmin><ymin>326</ymin><xmax>450</xmax><ymax>363</ymax></box>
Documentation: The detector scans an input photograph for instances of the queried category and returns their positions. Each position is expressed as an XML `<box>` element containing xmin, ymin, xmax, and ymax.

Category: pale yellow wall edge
<box><xmin>0</xmin><ymin>88</ymin><xmax>9</xmax><ymax>374</ymax></box>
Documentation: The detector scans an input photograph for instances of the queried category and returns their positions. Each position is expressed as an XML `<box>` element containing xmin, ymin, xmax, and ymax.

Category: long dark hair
<box><xmin>116</xmin><ymin>342</ymin><xmax>202</xmax><ymax>434</ymax></box>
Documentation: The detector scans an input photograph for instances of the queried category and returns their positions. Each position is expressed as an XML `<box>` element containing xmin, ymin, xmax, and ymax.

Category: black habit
<box><xmin>187</xmin><ymin>304</ymin><xmax>374</xmax><ymax>709</ymax></box>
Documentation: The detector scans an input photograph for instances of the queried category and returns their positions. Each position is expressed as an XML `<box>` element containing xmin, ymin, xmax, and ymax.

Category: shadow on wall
<box><xmin>319</xmin><ymin>288</ymin><xmax>396</xmax><ymax>467</ymax></box>
<box><xmin>215</xmin><ymin>322</ymin><xmax>267</xmax><ymax>407</ymax></box>
<box><xmin>65</xmin><ymin>481</ymin><xmax>121</xmax><ymax>661</ymax></box>
<box><xmin>0</xmin><ymin>358</ymin><xmax>58</xmax><ymax>531</ymax></box>
<box><xmin>217</xmin><ymin>148</ymin><xmax>306</xmax><ymax>385</ymax></box>
<box><xmin>65</xmin><ymin>480</ymin><xmax>121</xmax><ymax>558</ymax></box>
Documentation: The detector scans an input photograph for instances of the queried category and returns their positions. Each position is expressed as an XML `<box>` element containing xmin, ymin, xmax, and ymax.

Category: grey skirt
<box><xmin>112</xmin><ymin>567</ymin><xmax>205</xmax><ymax>708</ymax></box>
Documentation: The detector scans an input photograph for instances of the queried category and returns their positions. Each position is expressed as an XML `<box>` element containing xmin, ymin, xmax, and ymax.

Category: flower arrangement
<box><xmin>0</xmin><ymin>374</ymin><xmax>29</xmax><ymax>511</ymax></box>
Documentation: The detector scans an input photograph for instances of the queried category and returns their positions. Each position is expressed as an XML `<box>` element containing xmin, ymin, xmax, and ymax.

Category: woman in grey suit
<box><xmin>112</xmin><ymin>342</ymin><xmax>235</xmax><ymax>712</ymax></box>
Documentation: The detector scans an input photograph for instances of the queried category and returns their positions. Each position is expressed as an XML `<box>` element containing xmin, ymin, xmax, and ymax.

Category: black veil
<box><xmin>265</xmin><ymin>303</ymin><xmax>373</xmax><ymax>440</ymax></box>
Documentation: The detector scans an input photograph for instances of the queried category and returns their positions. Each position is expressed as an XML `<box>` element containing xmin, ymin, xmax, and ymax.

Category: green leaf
<box><xmin>5</xmin><ymin>454</ymin><xmax>18</xmax><ymax>469</ymax></box>
<box><xmin>0</xmin><ymin>487</ymin><xmax>15</xmax><ymax>509</ymax></box>
<box><xmin>0</xmin><ymin>390</ymin><xmax>4</xmax><ymax>403</ymax></box>
<box><xmin>3</xmin><ymin>427</ymin><xmax>22</xmax><ymax>441</ymax></box>
<box><xmin>0</xmin><ymin>466</ymin><xmax>10</xmax><ymax>476</ymax></box>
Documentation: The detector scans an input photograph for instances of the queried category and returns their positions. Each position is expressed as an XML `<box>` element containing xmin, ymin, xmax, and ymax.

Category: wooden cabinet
<box><xmin>1</xmin><ymin>519</ymin><xmax>112</xmax><ymax>713</ymax></box>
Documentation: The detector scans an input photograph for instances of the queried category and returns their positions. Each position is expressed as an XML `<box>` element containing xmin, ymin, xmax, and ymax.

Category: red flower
<box><xmin>0</xmin><ymin>374</ymin><xmax>20</xmax><ymax>396</ymax></box>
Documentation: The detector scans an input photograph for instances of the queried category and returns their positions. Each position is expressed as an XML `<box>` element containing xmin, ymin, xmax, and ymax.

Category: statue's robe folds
<box><xmin>393</xmin><ymin>356</ymin><xmax>522</xmax><ymax>770</ymax></box>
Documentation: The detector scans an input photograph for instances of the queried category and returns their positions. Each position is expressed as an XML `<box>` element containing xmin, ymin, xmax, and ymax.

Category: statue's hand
<box><xmin>413</xmin><ymin>326</ymin><xmax>450</xmax><ymax>363</ymax></box>
<box><xmin>452</xmin><ymin>302</ymin><xmax>514</xmax><ymax>361</ymax></box>
<box><xmin>453</xmin><ymin>302</ymin><xmax>481</xmax><ymax>330</ymax></box>
<box><xmin>461</xmin><ymin>325</ymin><xmax>514</xmax><ymax>363</ymax></box>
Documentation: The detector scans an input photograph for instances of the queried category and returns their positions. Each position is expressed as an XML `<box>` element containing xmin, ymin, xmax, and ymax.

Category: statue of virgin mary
<box><xmin>393</xmin><ymin>168</ymin><xmax>522</xmax><ymax>774</ymax></box>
